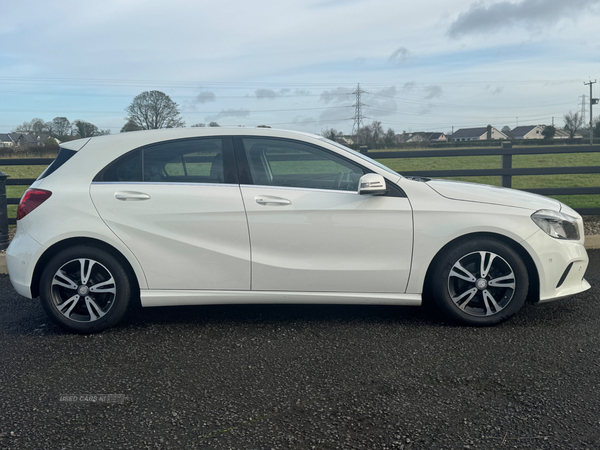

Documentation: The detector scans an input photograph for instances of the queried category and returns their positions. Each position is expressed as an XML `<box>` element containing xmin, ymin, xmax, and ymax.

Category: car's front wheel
<box><xmin>430</xmin><ymin>238</ymin><xmax>529</xmax><ymax>326</ymax></box>
<box><xmin>39</xmin><ymin>246</ymin><xmax>132</xmax><ymax>333</ymax></box>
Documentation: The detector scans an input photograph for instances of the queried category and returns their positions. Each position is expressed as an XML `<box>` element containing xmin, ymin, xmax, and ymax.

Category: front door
<box><xmin>236</xmin><ymin>137</ymin><xmax>413</xmax><ymax>293</ymax></box>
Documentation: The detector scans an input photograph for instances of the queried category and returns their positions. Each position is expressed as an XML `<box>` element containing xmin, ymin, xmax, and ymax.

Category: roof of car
<box><xmin>60</xmin><ymin>127</ymin><xmax>321</xmax><ymax>151</ymax></box>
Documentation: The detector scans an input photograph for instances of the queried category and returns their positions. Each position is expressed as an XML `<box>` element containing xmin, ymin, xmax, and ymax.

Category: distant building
<box><xmin>509</xmin><ymin>125</ymin><xmax>544</xmax><ymax>139</ymax></box>
<box><xmin>0</xmin><ymin>133</ymin><xmax>25</xmax><ymax>147</ymax></box>
<box><xmin>397</xmin><ymin>132</ymin><xmax>447</xmax><ymax>143</ymax></box>
<box><xmin>554</xmin><ymin>129</ymin><xmax>583</xmax><ymax>140</ymax></box>
<box><xmin>335</xmin><ymin>136</ymin><xmax>354</xmax><ymax>146</ymax></box>
<box><xmin>0</xmin><ymin>132</ymin><xmax>58</xmax><ymax>148</ymax></box>
<box><xmin>451</xmin><ymin>126</ymin><xmax>508</xmax><ymax>141</ymax></box>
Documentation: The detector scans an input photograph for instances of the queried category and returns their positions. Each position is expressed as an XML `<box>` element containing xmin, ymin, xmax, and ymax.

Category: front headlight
<box><xmin>531</xmin><ymin>209</ymin><xmax>580</xmax><ymax>240</ymax></box>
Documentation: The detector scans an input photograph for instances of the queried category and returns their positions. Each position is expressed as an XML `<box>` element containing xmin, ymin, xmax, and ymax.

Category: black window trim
<box><xmin>37</xmin><ymin>147</ymin><xmax>78</xmax><ymax>181</ymax></box>
<box><xmin>232</xmin><ymin>135</ymin><xmax>406</xmax><ymax>198</ymax></box>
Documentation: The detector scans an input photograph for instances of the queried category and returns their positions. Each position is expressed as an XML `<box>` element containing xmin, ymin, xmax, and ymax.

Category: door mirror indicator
<box><xmin>358</xmin><ymin>174</ymin><xmax>388</xmax><ymax>196</ymax></box>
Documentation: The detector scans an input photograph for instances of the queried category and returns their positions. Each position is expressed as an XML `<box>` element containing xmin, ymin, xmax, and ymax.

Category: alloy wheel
<box><xmin>447</xmin><ymin>251</ymin><xmax>516</xmax><ymax>317</ymax></box>
<box><xmin>50</xmin><ymin>258</ymin><xmax>117</xmax><ymax>322</ymax></box>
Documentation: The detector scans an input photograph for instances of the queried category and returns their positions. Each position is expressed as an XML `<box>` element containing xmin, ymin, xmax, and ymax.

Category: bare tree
<box><xmin>563</xmin><ymin>111</ymin><xmax>583</xmax><ymax>138</ymax></box>
<box><xmin>120</xmin><ymin>119</ymin><xmax>143</xmax><ymax>133</ymax></box>
<box><xmin>357</xmin><ymin>121</ymin><xmax>387</xmax><ymax>149</ymax></box>
<box><xmin>191</xmin><ymin>123</ymin><xmax>206</xmax><ymax>127</ymax></box>
<box><xmin>125</xmin><ymin>90</ymin><xmax>185</xmax><ymax>130</ymax></box>
<box><xmin>31</xmin><ymin>118</ymin><xmax>48</xmax><ymax>135</ymax></box>
<box><xmin>370</xmin><ymin>121</ymin><xmax>384</xmax><ymax>148</ymax></box>
<box><xmin>384</xmin><ymin>128</ymin><xmax>396</xmax><ymax>148</ymax></box>
<box><xmin>13</xmin><ymin>118</ymin><xmax>48</xmax><ymax>134</ymax></box>
<box><xmin>51</xmin><ymin>117</ymin><xmax>71</xmax><ymax>138</ymax></box>
<box><xmin>321</xmin><ymin>128</ymin><xmax>342</xmax><ymax>141</ymax></box>
<box><xmin>73</xmin><ymin>120</ymin><xmax>104</xmax><ymax>138</ymax></box>
<box><xmin>13</xmin><ymin>121</ymin><xmax>34</xmax><ymax>133</ymax></box>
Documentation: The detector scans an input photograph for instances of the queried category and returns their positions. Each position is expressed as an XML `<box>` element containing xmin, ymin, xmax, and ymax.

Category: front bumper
<box><xmin>524</xmin><ymin>230</ymin><xmax>590</xmax><ymax>303</ymax></box>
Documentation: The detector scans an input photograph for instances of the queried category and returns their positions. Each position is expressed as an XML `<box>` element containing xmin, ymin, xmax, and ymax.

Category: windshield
<box><xmin>318</xmin><ymin>137</ymin><xmax>401</xmax><ymax>178</ymax></box>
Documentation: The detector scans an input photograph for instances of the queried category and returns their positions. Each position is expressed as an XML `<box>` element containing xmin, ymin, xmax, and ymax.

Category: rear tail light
<box><xmin>16</xmin><ymin>189</ymin><xmax>52</xmax><ymax>220</ymax></box>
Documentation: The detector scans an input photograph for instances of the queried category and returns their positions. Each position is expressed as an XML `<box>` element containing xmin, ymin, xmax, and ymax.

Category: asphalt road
<box><xmin>0</xmin><ymin>252</ymin><xmax>599</xmax><ymax>449</ymax></box>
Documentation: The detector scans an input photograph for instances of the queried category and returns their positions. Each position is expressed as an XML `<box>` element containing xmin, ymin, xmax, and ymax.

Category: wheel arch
<box><xmin>422</xmin><ymin>232</ymin><xmax>540</xmax><ymax>304</ymax></box>
<box><xmin>31</xmin><ymin>237</ymin><xmax>141</xmax><ymax>301</ymax></box>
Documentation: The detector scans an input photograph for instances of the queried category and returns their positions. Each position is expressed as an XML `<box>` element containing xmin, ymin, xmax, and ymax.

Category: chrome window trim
<box><xmin>240</xmin><ymin>184</ymin><xmax>359</xmax><ymax>195</ymax></box>
<box><xmin>91</xmin><ymin>181</ymin><xmax>234</xmax><ymax>188</ymax></box>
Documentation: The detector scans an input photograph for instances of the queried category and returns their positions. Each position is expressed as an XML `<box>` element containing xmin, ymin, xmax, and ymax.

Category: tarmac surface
<box><xmin>0</xmin><ymin>251</ymin><xmax>598</xmax><ymax>449</ymax></box>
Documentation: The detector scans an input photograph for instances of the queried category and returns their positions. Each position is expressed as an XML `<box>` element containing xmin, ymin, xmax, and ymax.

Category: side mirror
<box><xmin>358</xmin><ymin>173</ymin><xmax>388</xmax><ymax>196</ymax></box>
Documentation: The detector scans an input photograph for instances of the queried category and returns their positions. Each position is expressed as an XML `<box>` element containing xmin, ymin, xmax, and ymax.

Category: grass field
<box><xmin>2</xmin><ymin>148</ymin><xmax>599</xmax><ymax>218</ymax></box>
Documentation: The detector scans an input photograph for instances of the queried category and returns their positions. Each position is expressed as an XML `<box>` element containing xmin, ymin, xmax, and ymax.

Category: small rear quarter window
<box><xmin>37</xmin><ymin>147</ymin><xmax>77</xmax><ymax>180</ymax></box>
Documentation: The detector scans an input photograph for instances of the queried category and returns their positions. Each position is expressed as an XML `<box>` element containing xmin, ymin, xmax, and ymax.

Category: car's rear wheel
<box><xmin>39</xmin><ymin>246</ymin><xmax>131</xmax><ymax>333</ymax></box>
<box><xmin>430</xmin><ymin>238</ymin><xmax>529</xmax><ymax>326</ymax></box>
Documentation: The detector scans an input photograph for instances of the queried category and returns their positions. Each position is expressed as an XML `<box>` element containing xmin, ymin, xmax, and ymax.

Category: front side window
<box><xmin>242</xmin><ymin>138</ymin><xmax>366</xmax><ymax>191</ymax></box>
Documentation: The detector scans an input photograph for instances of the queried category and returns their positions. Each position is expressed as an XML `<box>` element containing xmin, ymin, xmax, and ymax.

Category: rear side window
<box><xmin>144</xmin><ymin>139</ymin><xmax>224</xmax><ymax>183</ymax></box>
<box><xmin>99</xmin><ymin>150</ymin><xmax>143</xmax><ymax>182</ymax></box>
<box><xmin>37</xmin><ymin>147</ymin><xmax>77</xmax><ymax>181</ymax></box>
<box><xmin>95</xmin><ymin>138</ymin><xmax>232</xmax><ymax>184</ymax></box>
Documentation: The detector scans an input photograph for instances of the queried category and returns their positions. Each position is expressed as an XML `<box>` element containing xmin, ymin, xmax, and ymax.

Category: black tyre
<box><xmin>39</xmin><ymin>246</ymin><xmax>132</xmax><ymax>333</ymax></box>
<box><xmin>429</xmin><ymin>238</ymin><xmax>529</xmax><ymax>326</ymax></box>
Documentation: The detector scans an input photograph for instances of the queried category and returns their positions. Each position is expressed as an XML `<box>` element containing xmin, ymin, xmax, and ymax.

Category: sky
<box><xmin>1</xmin><ymin>0</ymin><xmax>599</xmax><ymax>136</ymax></box>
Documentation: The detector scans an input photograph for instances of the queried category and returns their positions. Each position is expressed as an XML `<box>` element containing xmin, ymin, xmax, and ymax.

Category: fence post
<box><xmin>0</xmin><ymin>169</ymin><xmax>9</xmax><ymax>251</ymax></box>
<box><xmin>501</xmin><ymin>142</ymin><xmax>512</xmax><ymax>188</ymax></box>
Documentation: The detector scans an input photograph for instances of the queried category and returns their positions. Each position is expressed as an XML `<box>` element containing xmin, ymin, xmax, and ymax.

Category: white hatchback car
<box><xmin>6</xmin><ymin>128</ymin><xmax>590</xmax><ymax>333</ymax></box>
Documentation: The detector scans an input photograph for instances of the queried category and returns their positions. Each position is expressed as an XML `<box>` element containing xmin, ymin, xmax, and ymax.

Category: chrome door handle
<box><xmin>255</xmin><ymin>196</ymin><xmax>291</xmax><ymax>206</ymax></box>
<box><xmin>115</xmin><ymin>191</ymin><xmax>151</xmax><ymax>201</ymax></box>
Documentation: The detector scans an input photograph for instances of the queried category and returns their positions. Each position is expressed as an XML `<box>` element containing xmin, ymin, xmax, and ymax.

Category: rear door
<box><xmin>90</xmin><ymin>137</ymin><xmax>251</xmax><ymax>291</ymax></box>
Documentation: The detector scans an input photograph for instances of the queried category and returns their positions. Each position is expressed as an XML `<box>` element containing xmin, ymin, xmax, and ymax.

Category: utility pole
<box><xmin>351</xmin><ymin>84</ymin><xmax>367</xmax><ymax>146</ymax></box>
<box><xmin>584</xmin><ymin>80</ymin><xmax>597</xmax><ymax>145</ymax></box>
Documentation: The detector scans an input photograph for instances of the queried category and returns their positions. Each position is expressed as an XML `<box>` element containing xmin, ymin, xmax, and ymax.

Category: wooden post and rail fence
<box><xmin>1</xmin><ymin>143</ymin><xmax>600</xmax><ymax>250</ymax></box>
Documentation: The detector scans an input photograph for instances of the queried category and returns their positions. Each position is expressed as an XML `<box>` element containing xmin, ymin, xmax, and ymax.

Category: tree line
<box><xmin>12</xmin><ymin>90</ymin><xmax>600</xmax><ymax>146</ymax></box>
<box><xmin>13</xmin><ymin>117</ymin><xmax>111</xmax><ymax>142</ymax></box>
<box><xmin>323</xmin><ymin>111</ymin><xmax>600</xmax><ymax>149</ymax></box>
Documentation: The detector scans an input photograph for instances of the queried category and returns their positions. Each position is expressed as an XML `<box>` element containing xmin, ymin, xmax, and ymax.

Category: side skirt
<box><xmin>140</xmin><ymin>290</ymin><xmax>422</xmax><ymax>307</ymax></box>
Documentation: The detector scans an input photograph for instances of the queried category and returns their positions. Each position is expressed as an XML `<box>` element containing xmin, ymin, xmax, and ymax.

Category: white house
<box><xmin>0</xmin><ymin>133</ymin><xmax>25</xmax><ymax>147</ymax></box>
<box><xmin>510</xmin><ymin>125</ymin><xmax>545</xmax><ymax>139</ymax></box>
<box><xmin>397</xmin><ymin>132</ymin><xmax>447</xmax><ymax>143</ymax></box>
<box><xmin>554</xmin><ymin>129</ymin><xmax>584</xmax><ymax>140</ymax></box>
<box><xmin>451</xmin><ymin>126</ymin><xmax>508</xmax><ymax>141</ymax></box>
